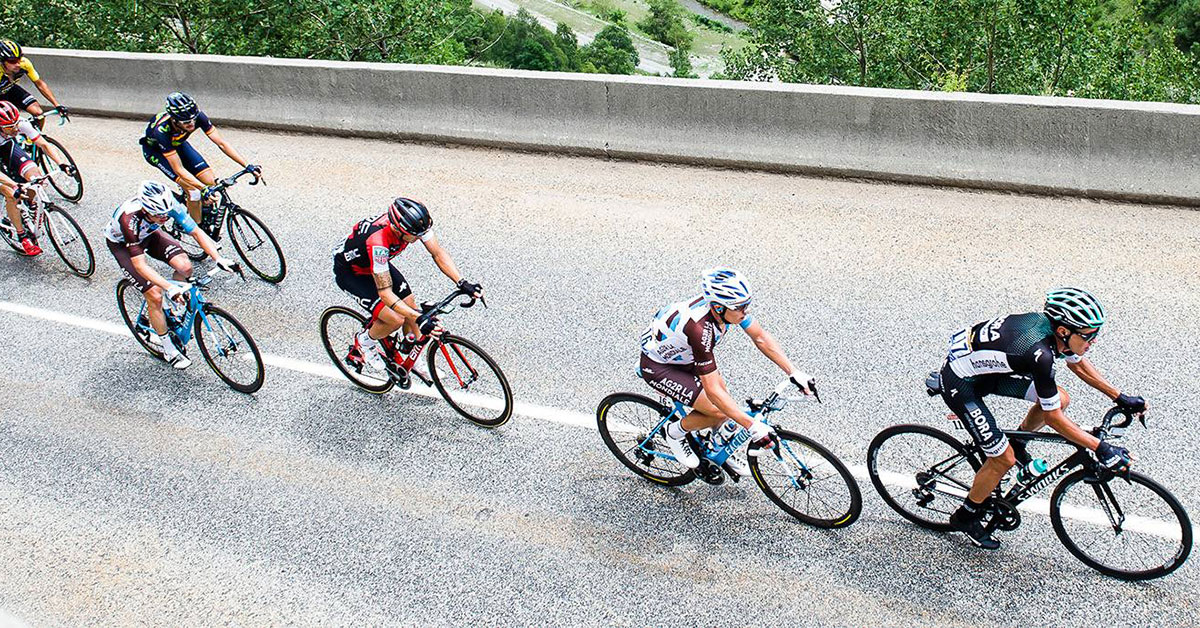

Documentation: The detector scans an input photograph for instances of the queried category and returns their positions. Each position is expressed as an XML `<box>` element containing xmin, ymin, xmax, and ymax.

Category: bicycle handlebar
<box><xmin>203</xmin><ymin>166</ymin><xmax>264</xmax><ymax>200</ymax></box>
<box><xmin>30</xmin><ymin>108</ymin><xmax>68</xmax><ymax>123</ymax></box>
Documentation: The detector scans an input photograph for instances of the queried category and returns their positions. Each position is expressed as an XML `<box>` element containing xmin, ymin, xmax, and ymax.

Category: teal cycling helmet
<box><xmin>1044</xmin><ymin>287</ymin><xmax>1106</xmax><ymax>330</ymax></box>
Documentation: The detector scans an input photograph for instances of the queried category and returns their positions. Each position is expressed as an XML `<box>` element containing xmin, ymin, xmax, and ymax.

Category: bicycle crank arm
<box><xmin>409</xmin><ymin>367</ymin><xmax>434</xmax><ymax>387</ymax></box>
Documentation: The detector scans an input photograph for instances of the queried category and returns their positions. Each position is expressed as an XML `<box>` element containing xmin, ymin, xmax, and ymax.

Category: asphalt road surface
<box><xmin>0</xmin><ymin>116</ymin><xmax>1197</xmax><ymax>626</ymax></box>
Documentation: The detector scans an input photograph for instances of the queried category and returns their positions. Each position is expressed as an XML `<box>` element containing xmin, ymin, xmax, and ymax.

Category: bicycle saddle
<box><xmin>925</xmin><ymin>371</ymin><xmax>942</xmax><ymax>396</ymax></box>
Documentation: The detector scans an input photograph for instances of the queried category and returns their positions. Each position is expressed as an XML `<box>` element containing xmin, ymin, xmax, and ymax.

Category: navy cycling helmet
<box><xmin>165</xmin><ymin>92</ymin><xmax>199</xmax><ymax>121</ymax></box>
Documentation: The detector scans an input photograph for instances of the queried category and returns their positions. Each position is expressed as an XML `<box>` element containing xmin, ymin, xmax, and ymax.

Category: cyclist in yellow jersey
<box><xmin>0</xmin><ymin>41</ymin><xmax>68</xmax><ymax>124</ymax></box>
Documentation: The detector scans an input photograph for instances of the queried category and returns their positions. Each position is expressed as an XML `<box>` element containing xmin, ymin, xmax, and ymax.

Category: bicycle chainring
<box><xmin>987</xmin><ymin>498</ymin><xmax>1021</xmax><ymax>532</ymax></box>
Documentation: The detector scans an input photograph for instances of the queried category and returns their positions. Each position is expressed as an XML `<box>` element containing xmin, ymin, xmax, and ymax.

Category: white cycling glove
<box><xmin>748</xmin><ymin>420</ymin><xmax>776</xmax><ymax>445</ymax></box>
<box><xmin>165</xmin><ymin>282</ymin><xmax>190</xmax><ymax>301</ymax></box>
<box><xmin>215</xmin><ymin>257</ymin><xmax>238</xmax><ymax>274</ymax></box>
<box><xmin>789</xmin><ymin>371</ymin><xmax>815</xmax><ymax>395</ymax></box>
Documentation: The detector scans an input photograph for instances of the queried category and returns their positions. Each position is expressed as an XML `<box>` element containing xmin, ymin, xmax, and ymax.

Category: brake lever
<box><xmin>810</xmin><ymin>382</ymin><xmax>822</xmax><ymax>404</ymax></box>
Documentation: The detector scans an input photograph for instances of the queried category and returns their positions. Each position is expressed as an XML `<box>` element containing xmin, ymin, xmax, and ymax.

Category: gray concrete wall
<box><xmin>28</xmin><ymin>47</ymin><xmax>1200</xmax><ymax>205</ymax></box>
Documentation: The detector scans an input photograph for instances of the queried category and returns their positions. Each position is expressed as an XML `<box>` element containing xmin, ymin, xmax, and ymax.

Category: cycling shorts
<box><xmin>334</xmin><ymin>257</ymin><xmax>412</xmax><ymax>318</ymax></box>
<box><xmin>0</xmin><ymin>85</ymin><xmax>35</xmax><ymax>109</ymax></box>
<box><xmin>938</xmin><ymin>361</ymin><xmax>1038</xmax><ymax>458</ymax></box>
<box><xmin>638</xmin><ymin>353</ymin><xmax>702</xmax><ymax>406</ymax></box>
<box><xmin>107</xmin><ymin>231</ymin><xmax>187</xmax><ymax>293</ymax></box>
<box><xmin>0</xmin><ymin>141</ymin><xmax>36</xmax><ymax>181</ymax></box>
<box><xmin>142</xmin><ymin>142</ymin><xmax>210</xmax><ymax>182</ymax></box>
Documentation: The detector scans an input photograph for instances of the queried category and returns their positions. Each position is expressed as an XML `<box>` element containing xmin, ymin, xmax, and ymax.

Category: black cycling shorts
<box><xmin>142</xmin><ymin>142</ymin><xmax>211</xmax><ymax>182</ymax></box>
<box><xmin>939</xmin><ymin>362</ymin><xmax>1037</xmax><ymax>458</ymax></box>
<box><xmin>334</xmin><ymin>258</ymin><xmax>412</xmax><ymax>318</ymax></box>
<box><xmin>0</xmin><ymin>85</ymin><xmax>36</xmax><ymax>109</ymax></box>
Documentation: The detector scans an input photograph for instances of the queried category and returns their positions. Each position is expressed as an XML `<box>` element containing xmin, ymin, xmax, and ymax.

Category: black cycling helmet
<box><xmin>0</xmin><ymin>40</ymin><xmax>21</xmax><ymax>61</ymax></box>
<box><xmin>165</xmin><ymin>92</ymin><xmax>199</xmax><ymax>121</ymax></box>
<box><xmin>387</xmin><ymin>198</ymin><xmax>433</xmax><ymax>237</ymax></box>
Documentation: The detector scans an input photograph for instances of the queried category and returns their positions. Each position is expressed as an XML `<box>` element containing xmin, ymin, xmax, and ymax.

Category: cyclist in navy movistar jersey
<box><xmin>940</xmin><ymin>287</ymin><xmax>1147</xmax><ymax>550</ymax></box>
<box><xmin>333</xmin><ymin>197</ymin><xmax>482</xmax><ymax>373</ymax></box>
<box><xmin>639</xmin><ymin>267</ymin><xmax>816</xmax><ymax>477</ymax></box>
<box><xmin>140</xmin><ymin>92</ymin><xmax>260</xmax><ymax>224</ymax></box>
<box><xmin>106</xmin><ymin>181</ymin><xmax>236</xmax><ymax>369</ymax></box>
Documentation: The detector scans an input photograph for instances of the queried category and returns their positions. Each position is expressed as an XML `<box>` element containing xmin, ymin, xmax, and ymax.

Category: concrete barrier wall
<box><xmin>28</xmin><ymin>48</ymin><xmax>1200</xmax><ymax>205</ymax></box>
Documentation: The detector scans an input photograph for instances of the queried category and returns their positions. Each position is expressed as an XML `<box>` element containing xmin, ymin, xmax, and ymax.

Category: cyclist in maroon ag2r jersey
<box><xmin>332</xmin><ymin>197</ymin><xmax>483</xmax><ymax>372</ymax></box>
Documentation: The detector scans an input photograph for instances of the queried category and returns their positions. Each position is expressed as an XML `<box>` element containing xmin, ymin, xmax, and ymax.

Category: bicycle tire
<box><xmin>427</xmin><ymin>334</ymin><xmax>513</xmax><ymax>427</ymax></box>
<box><xmin>596</xmin><ymin>392</ymin><xmax>696</xmax><ymax>487</ymax></box>
<box><xmin>749</xmin><ymin>429</ymin><xmax>862</xmax><ymax>528</ymax></box>
<box><xmin>37</xmin><ymin>136</ymin><xmax>83</xmax><ymax>202</ymax></box>
<box><xmin>1050</xmin><ymin>469</ymin><xmax>1192</xmax><ymax>580</ymax></box>
<box><xmin>0</xmin><ymin>222</ymin><xmax>26</xmax><ymax>254</ymax></box>
<box><xmin>318</xmin><ymin>306</ymin><xmax>393</xmax><ymax>394</ymax></box>
<box><xmin>115</xmin><ymin>279</ymin><xmax>165</xmax><ymax>359</ymax></box>
<box><xmin>227</xmin><ymin>207</ymin><xmax>286</xmax><ymax>283</ymax></box>
<box><xmin>44</xmin><ymin>206</ymin><xmax>94</xmax><ymax>277</ymax></box>
<box><xmin>867</xmin><ymin>424</ymin><xmax>982</xmax><ymax>531</ymax></box>
<box><xmin>194</xmin><ymin>304</ymin><xmax>264</xmax><ymax>394</ymax></box>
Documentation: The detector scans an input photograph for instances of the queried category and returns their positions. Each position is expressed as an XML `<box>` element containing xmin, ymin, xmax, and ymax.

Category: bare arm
<box><xmin>130</xmin><ymin>254</ymin><xmax>175</xmax><ymax>292</ymax></box>
<box><xmin>32</xmin><ymin>136</ymin><xmax>65</xmax><ymax>167</ymax></box>
<box><xmin>373</xmin><ymin>270</ymin><xmax>421</xmax><ymax>322</ymax></box>
<box><xmin>1041</xmin><ymin>406</ymin><xmax>1101</xmax><ymax>450</ymax></box>
<box><xmin>743</xmin><ymin>319</ymin><xmax>797</xmax><ymax>375</ymax></box>
<box><xmin>164</xmin><ymin>151</ymin><xmax>206</xmax><ymax>190</ymax></box>
<box><xmin>1066</xmin><ymin>358</ymin><xmax>1120</xmax><ymax>400</ymax></box>
<box><xmin>205</xmin><ymin>128</ymin><xmax>249</xmax><ymax>168</ymax></box>
<box><xmin>31</xmin><ymin>79</ymin><xmax>61</xmax><ymax>108</ymax></box>
<box><xmin>422</xmin><ymin>235</ymin><xmax>464</xmax><ymax>284</ymax></box>
<box><xmin>698</xmin><ymin>370</ymin><xmax>756</xmax><ymax>428</ymax></box>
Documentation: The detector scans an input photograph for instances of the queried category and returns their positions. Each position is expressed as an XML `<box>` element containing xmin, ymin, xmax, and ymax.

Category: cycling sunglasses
<box><xmin>1</xmin><ymin>57</ymin><xmax>18</xmax><ymax>64</ymax></box>
<box><xmin>1071</xmin><ymin>328</ymin><xmax>1100</xmax><ymax>342</ymax></box>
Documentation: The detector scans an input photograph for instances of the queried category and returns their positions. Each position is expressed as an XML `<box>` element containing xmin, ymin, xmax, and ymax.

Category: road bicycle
<box><xmin>166</xmin><ymin>166</ymin><xmax>286</xmax><ymax>283</ymax></box>
<box><xmin>866</xmin><ymin>370</ymin><xmax>1192</xmax><ymax>580</ymax></box>
<box><xmin>115</xmin><ymin>265</ymin><xmax>265</xmax><ymax>394</ymax></box>
<box><xmin>18</xmin><ymin>109</ymin><xmax>83</xmax><ymax>202</ymax></box>
<box><xmin>596</xmin><ymin>379</ymin><xmax>862</xmax><ymax>529</ymax></box>
<box><xmin>319</xmin><ymin>286</ymin><xmax>513</xmax><ymax>428</ymax></box>
<box><xmin>0</xmin><ymin>173</ymin><xmax>94</xmax><ymax>277</ymax></box>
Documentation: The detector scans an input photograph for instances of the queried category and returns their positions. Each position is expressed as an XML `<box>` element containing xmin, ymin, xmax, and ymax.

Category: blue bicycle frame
<box><xmin>132</xmin><ymin>282</ymin><xmax>215</xmax><ymax>350</ymax></box>
<box><xmin>637</xmin><ymin>400</ymin><xmax>797</xmax><ymax>471</ymax></box>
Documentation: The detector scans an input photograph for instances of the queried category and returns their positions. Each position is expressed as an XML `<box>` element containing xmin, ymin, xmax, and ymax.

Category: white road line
<box><xmin>0</xmin><ymin>301</ymin><xmax>595</xmax><ymax>430</ymax></box>
<box><xmin>2</xmin><ymin>300</ymin><xmax>1194</xmax><ymax>539</ymax></box>
<box><xmin>0</xmin><ymin>609</ymin><xmax>33</xmax><ymax>628</ymax></box>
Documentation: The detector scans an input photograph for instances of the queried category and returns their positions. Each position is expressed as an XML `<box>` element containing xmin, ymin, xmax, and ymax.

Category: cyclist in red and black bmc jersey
<box><xmin>333</xmin><ymin>197</ymin><xmax>482</xmax><ymax>372</ymax></box>
<box><xmin>639</xmin><ymin>267</ymin><xmax>816</xmax><ymax>477</ymax></box>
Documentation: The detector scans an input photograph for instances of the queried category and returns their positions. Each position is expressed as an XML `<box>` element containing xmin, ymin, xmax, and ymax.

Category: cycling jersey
<box><xmin>141</xmin><ymin>111</ymin><xmax>214</xmax><ymax>154</ymax></box>
<box><xmin>0</xmin><ymin>139</ymin><xmax>35</xmax><ymax>181</ymax></box>
<box><xmin>0</xmin><ymin>57</ymin><xmax>38</xmax><ymax>95</ymax></box>
<box><xmin>640</xmin><ymin>296</ymin><xmax>754</xmax><ymax>375</ymax></box>
<box><xmin>1</xmin><ymin>119</ymin><xmax>40</xmax><ymax>145</ymax></box>
<box><xmin>334</xmin><ymin>213</ymin><xmax>433</xmax><ymax>276</ymax></box>
<box><xmin>104</xmin><ymin>197</ymin><xmax>196</xmax><ymax>255</ymax></box>
<box><xmin>945</xmin><ymin>312</ymin><xmax>1078</xmax><ymax>411</ymax></box>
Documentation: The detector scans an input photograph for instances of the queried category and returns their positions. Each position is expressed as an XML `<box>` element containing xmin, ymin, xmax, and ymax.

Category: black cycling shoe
<box><xmin>950</xmin><ymin>508</ymin><xmax>1001</xmax><ymax>550</ymax></box>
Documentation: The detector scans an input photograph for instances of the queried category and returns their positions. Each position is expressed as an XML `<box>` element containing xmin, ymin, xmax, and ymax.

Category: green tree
<box><xmin>638</xmin><ymin>0</ymin><xmax>695</xmax><ymax>50</ymax></box>
<box><xmin>582</xmin><ymin>25</ymin><xmax>640</xmax><ymax>74</ymax></box>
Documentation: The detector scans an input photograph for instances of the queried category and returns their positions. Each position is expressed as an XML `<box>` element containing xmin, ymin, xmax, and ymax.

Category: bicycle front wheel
<box><xmin>427</xmin><ymin>334</ymin><xmax>513</xmax><ymax>427</ymax></box>
<box><xmin>1051</xmin><ymin>469</ymin><xmax>1192</xmax><ymax>580</ymax></box>
<box><xmin>749</xmin><ymin>429</ymin><xmax>862</xmax><ymax>528</ymax></box>
<box><xmin>44</xmin><ymin>206</ymin><xmax>94</xmax><ymax>277</ymax></box>
<box><xmin>867</xmin><ymin>424</ymin><xmax>981</xmax><ymax>531</ymax></box>
<box><xmin>38</xmin><ymin>137</ymin><xmax>83</xmax><ymax>202</ymax></box>
<box><xmin>194</xmin><ymin>305</ymin><xmax>264</xmax><ymax>394</ymax></box>
<box><xmin>227</xmin><ymin>207</ymin><xmax>286</xmax><ymax>283</ymax></box>
<box><xmin>596</xmin><ymin>392</ymin><xmax>695</xmax><ymax>487</ymax></box>
<box><xmin>115</xmin><ymin>279</ymin><xmax>165</xmax><ymax>359</ymax></box>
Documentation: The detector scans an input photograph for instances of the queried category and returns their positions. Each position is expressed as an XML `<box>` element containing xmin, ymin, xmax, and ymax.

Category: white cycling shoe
<box><xmin>662</xmin><ymin>425</ymin><xmax>700</xmax><ymax>469</ymax></box>
<box><xmin>723</xmin><ymin>453</ymin><xmax>752</xmax><ymax>478</ymax></box>
<box><xmin>355</xmin><ymin>331</ymin><xmax>387</xmax><ymax>372</ymax></box>
<box><xmin>164</xmin><ymin>349</ymin><xmax>191</xmax><ymax>370</ymax></box>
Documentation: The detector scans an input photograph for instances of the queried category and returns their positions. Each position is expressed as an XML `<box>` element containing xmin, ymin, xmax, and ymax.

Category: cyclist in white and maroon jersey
<box><xmin>639</xmin><ymin>267</ymin><xmax>816</xmax><ymax>476</ymax></box>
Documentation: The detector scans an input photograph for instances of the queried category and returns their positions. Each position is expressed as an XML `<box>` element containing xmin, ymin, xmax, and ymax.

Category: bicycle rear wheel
<box><xmin>194</xmin><ymin>304</ymin><xmax>264</xmax><ymax>393</ymax></box>
<box><xmin>749</xmin><ymin>429</ymin><xmax>862</xmax><ymax>528</ymax></box>
<box><xmin>44</xmin><ymin>206</ymin><xmax>94</xmax><ymax>277</ymax></box>
<box><xmin>115</xmin><ymin>279</ymin><xmax>165</xmax><ymax>359</ymax></box>
<box><xmin>227</xmin><ymin>207</ymin><xmax>286</xmax><ymax>283</ymax></box>
<box><xmin>38</xmin><ymin>136</ymin><xmax>83</xmax><ymax>202</ymax></box>
<box><xmin>596</xmin><ymin>393</ymin><xmax>695</xmax><ymax>487</ymax></box>
<box><xmin>318</xmin><ymin>306</ymin><xmax>393</xmax><ymax>394</ymax></box>
<box><xmin>427</xmin><ymin>334</ymin><xmax>513</xmax><ymax>427</ymax></box>
<box><xmin>1051</xmin><ymin>470</ymin><xmax>1192</xmax><ymax>580</ymax></box>
<box><xmin>867</xmin><ymin>424</ymin><xmax>981</xmax><ymax>531</ymax></box>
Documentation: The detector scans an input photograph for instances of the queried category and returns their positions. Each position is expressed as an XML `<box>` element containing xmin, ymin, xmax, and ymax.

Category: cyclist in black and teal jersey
<box><xmin>140</xmin><ymin>92</ymin><xmax>260</xmax><ymax>225</ymax></box>
<box><xmin>938</xmin><ymin>287</ymin><xmax>1147</xmax><ymax>550</ymax></box>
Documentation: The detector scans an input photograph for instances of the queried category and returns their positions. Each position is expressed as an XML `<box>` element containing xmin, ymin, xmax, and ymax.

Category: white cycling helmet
<box><xmin>1044</xmin><ymin>287</ymin><xmax>1106</xmax><ymax>330</ymax></box>
<box><xmin>702</xmin><ymin>267</ymin><xmax>752</xmax><ymax>309</ymax></box>
<box><xmin>138</xmin><ymin>180</ymin><xmax>176</xmax><ymax>217</ymax></box>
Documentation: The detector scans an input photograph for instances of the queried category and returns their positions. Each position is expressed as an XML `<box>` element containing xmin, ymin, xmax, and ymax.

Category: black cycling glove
<box><xmin>55</xmin><ymin>105</ymin><xmax>70</xmax><ymax>121</ymax></box>
<box><xmin>457</xmin><ymin>278</ymin><xmax>482</xmax><ymax>297</ymax></box>
<box><xmin>1114</xmin><ymin>393</ymin><xmax>1146</xmax><ymax>412</ymax></box>
<box><xmin>1096</xmin><ymin>440</ymin><xmax>1132</xmax><ymax>473</ymax></box>
<box><xmin>417</xmin><ymin>313</ymin><xmax>439</xmax><ymax>336</ymax></box>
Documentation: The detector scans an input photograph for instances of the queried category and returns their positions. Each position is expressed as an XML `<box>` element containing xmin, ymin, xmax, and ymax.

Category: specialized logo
<box><xmin>1034</xmin><ymin>348</ymin><xmax>1045</xmax><ymax>361</ymax></box>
